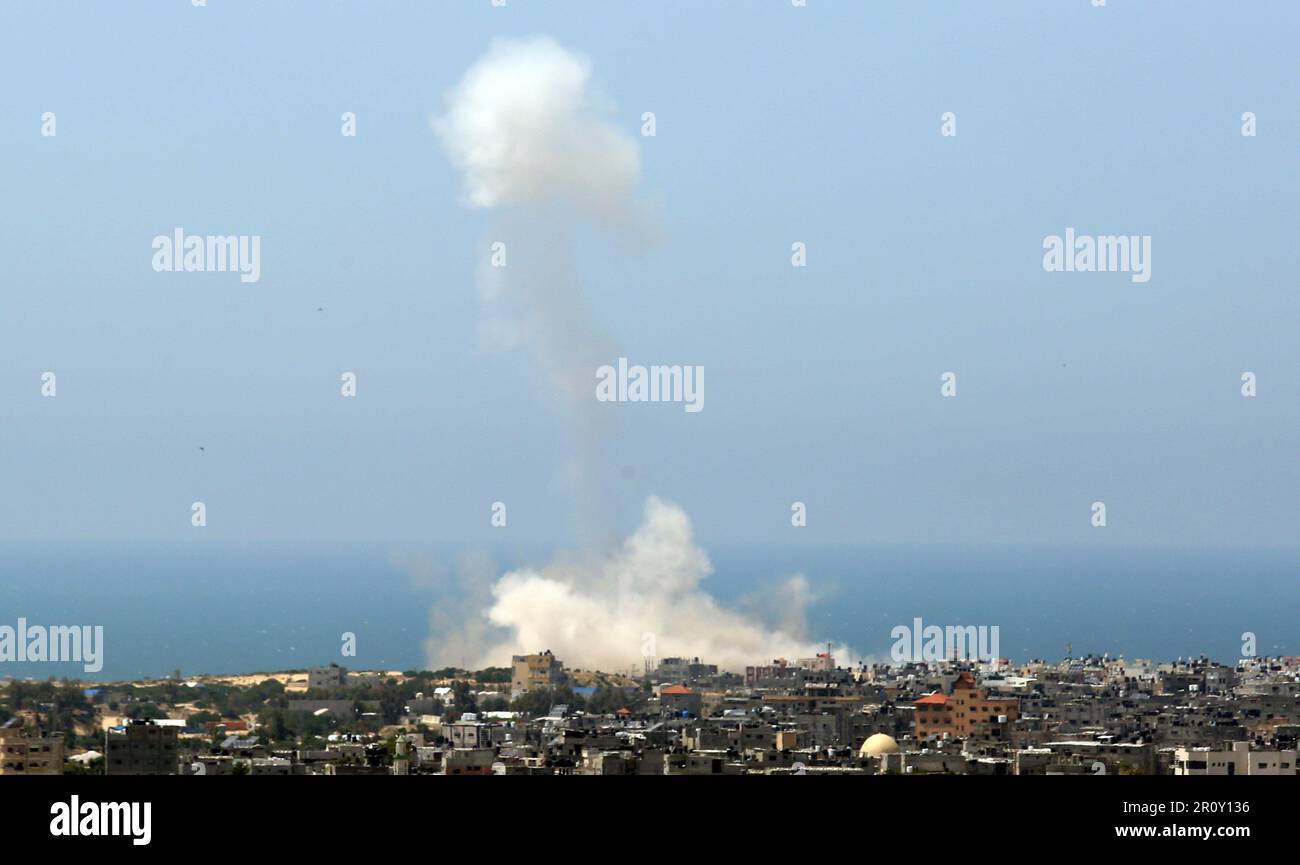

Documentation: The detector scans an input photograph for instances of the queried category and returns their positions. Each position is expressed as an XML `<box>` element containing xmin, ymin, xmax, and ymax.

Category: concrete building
<box><xmin>511</xmin><ymin>650</ymin><xmax>565</xmax><ymax>697</ymax></box>
<box><xmin>746</xmin><ymin>658</ymin><xmax>797</xmax><ymax>687</ymax></box>
<box><xmin>249</xmin><ymin>757</ymin><xmax>293</xmax><ymax>775</ymax></box>
<box><xmin>913</xmin><ymin>671</ymin><xmax>1019</xmax><ymax>739</ymax></box>
<box><xmin>0</xmin><ymin>727</ymin><xmax>64</xmax><ymax>775</ymax></box>
<box><xmin>655</xmin><ymin>657</ymin><xmax>718</xmax><ymax>683</ymax></box>
<box><xmin>105</xmin><ymin>719</ymin><xmax>179</xmax><ymax>775</ymax></box>
<box><xmin>659</xmin><ymin>684</ymin><xmax>703</xmax><ymax>717</ymax></box>
<box><xmin>1033</xmin><ymin>740</ymin><xmax>1158</xmax><ymax>775</ymax></box>
<box><xmin>1174</xmin><ymin>741</ymin><xmax>1299</xmax><ymax>776</ymax></box>
<box><xmin>308</xmin><ymin>663</ymin><xmax>348</xmax><ymax>691</ymax></box>
<box><xmin>447</xmin><ymin>719</ymin><xmax>489</xmax><ymax>749</ymax></box>
<box><xmin>797</xmin><ymin>652</ymin><xmax>836</xmax><ymax>673</ymax></box>
<box><xmin>444</xmin><ymin>747</ymin><xmax>496</xmax><ymax>776</ymax></box>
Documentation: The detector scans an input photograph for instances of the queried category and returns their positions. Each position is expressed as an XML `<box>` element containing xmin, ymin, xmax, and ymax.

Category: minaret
<box><xmin>393</xmin><ymin>735</ymin><xmax>409</xmax><ymax>776</ymax></box>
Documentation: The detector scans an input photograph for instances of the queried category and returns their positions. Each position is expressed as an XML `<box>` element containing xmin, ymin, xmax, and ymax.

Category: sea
<box><xmin>0</xmin><ymin>542</ymin><xmax>1295</xmax><ymax>681</ymax></box>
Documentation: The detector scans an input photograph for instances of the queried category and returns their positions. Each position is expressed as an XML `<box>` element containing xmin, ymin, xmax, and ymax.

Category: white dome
<box><xmin>859</xmin><ymin>733</ymin><xmax>900</xmax><ymax>757</ymax></box>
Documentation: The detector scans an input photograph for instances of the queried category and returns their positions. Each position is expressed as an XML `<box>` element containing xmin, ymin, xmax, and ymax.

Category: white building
<box><xmin>1174</xmin><ymin>741</ymin><xmax>1298</xmax><ymax>776</ymax></box>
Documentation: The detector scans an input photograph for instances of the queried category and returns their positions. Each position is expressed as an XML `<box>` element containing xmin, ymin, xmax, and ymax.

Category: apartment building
<box><xmin>105</xmin><ymin>719</ymin><xmax>179</xmax><ymax>775</ymax></box>
<box><xmin>308</xmin><ymin>663</ymin><xmax>349</xmax><ymax>691</ymax></box>
<box><xmin>511</xmin><ymin>650</ymin><xmax>565</xmax><ymax>697</ymax></box>
<box><xmin>659</xmin><ymin>684</ymin><xmax>703</xmax><ymax>717</ymax></box>
<box><xmin>0</xmin><ymin>727</ymin><xmax>64</xmax><ymax>775</ymax></box>
<box><xmin>914</xmin><ymin>671</ymin><xmax>1019</xmax><ymax>739</ymax></box>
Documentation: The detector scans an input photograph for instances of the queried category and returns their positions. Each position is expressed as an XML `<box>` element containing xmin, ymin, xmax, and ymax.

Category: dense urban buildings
<box><xmin>3</xmin><ymin>652</ymin><xmax>1299</xmax><ymax>776</ymax></box>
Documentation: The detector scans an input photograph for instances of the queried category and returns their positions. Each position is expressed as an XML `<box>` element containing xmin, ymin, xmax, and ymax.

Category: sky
<box><xmin>1</xmin><ymin>0</ymin><xmax>1297</xmax><ymax>552</ymax></box>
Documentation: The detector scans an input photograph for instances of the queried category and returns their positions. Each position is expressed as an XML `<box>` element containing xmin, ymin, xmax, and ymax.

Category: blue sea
<box><xmin>0</xmin><ymin>542</ymin><xmax>1295</xmax><ymax>681</ymax></box>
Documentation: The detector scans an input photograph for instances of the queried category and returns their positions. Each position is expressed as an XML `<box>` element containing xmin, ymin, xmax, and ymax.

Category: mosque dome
<box><xmin>858</xmin><ymin>733</ymin><xmax>901</xmax><ymax>757</ymax></box>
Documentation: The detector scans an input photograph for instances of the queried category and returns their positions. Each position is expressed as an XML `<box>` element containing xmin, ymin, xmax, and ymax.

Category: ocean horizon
<box><xmin>1</xmin><ymin>542</ymin><xmax>1294</xmax><ymax>681</ymax></box>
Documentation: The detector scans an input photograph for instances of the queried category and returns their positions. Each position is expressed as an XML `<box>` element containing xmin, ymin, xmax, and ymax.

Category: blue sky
<box><xmin>1</xmin><ymin>1</ymin><xmax>1297</xmax><ymax>548</ymax></box>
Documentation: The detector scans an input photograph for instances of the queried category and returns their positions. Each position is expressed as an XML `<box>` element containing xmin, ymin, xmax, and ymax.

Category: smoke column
<box><xmin>431</xmin><ymin>36</ymin><xmax>854</xmax><ymax>673</ymax></box>
<box><xmin>436</xmin><ymin>35</ymin><xmax>638</xmax><ymax>544</ymax></box>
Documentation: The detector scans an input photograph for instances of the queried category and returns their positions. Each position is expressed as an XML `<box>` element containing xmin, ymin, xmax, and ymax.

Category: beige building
<box><xmin>511</xmin><ymin>650</ymin><xmax>564</xmax><ymax>697</ymax></box>
<box><xmin>447</xmin><ymin>720</ymin><xmax>489</xmax><ymax>749</ymax></box>
<box><xmin>444</xmin><ymin>748</ymin><xmax>496</xmax><ymax>776</ymax></box>
<box><xmin>0</xmin><ymin>727</ymin><xmax>64</xmax><ymax>775</ymax></box>
<box><xmin>1174</xmin><ymin>741</ymin><xmax>1298</xmax><ymax>776</ymax></box>
<box><xmin>308</xmin><ymin>663</ymin><xmax>348</xmax><ymax>691</ymax></box>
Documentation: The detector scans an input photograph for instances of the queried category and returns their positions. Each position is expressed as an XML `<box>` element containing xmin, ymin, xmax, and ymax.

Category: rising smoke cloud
<box><xmin>430</xmin><ymin>497</ymin><xmax>847</xmax><ymax>674</ymax></box>
<box><xmin>430</xmin><ymin>38</ymin><xmax>853</xmax><ymax>673</ymax></box>
<box><xmin>435</xmin><ymin>35</ymin><xmax>641</xmax><ymax>224</ymax></box>
<box><xmin>436</xmin><ymin>36</ymin><xmax>634</xmax><ymax>542</ymax></box>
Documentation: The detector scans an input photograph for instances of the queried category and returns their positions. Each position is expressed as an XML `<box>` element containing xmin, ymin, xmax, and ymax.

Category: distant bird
<box><xmin>197</xmin><ymin>446</ymin><xmax>205</xmax><ymax>453</ymax></box>
<box><xmin>316</xmin><ymin>307</ymin><xmax>324</xmax><ymax>312</ymax></box>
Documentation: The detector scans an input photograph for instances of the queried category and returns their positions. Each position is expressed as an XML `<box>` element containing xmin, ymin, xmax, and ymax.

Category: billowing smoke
<box><xmin>430</xmin><ymin>38</ymin><xmax>854</xmax><ymax>673</ymax></box>
<box><xmin>435</xmin><ymin>35</ymin><xmax>641</xmax><ymax>224</ymax></box>
<box><xmin>431</xmin><ymin>497</ymin><xmax>850</xmax><ymax>674</ymax></box>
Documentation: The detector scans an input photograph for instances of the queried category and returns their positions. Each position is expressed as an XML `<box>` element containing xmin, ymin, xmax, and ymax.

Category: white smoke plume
<box><xmin>442</xmin><ymin>497</ymin><xmax>850</xmax><ymax>674</ymax></box>
<box><xmin>430</xmin><ymin>39</ymin><xmax>854</xmax><ymax>674</ymax></box>
<box><xmin>435</xmin><ymin>36</ymin><xmax>640</xmax><ymax>543</ymax></box>
<box><xmin>435</xmin><ymin>35</ymin><xmax>641</xmax><ymax>224</ymax></box>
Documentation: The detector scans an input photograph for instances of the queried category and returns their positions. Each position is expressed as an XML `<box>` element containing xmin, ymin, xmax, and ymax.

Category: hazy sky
<box><xmin>2</xmin><ymin>1</ymin><xmax>1296</xmax><ymax>549</ymax></box>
